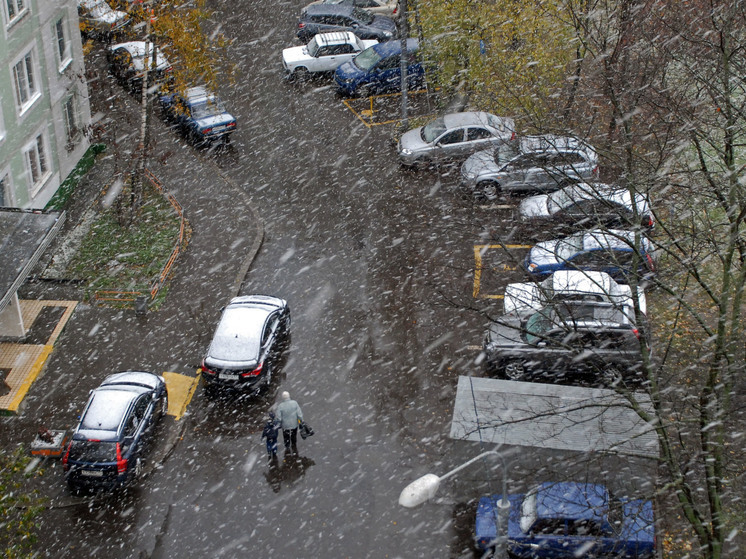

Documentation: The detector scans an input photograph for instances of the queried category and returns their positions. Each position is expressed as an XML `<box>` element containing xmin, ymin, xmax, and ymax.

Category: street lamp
<box><xmin>398</xmin><ymin>450</ymin><xmax>511</xmax><ymax>557</ymax></box>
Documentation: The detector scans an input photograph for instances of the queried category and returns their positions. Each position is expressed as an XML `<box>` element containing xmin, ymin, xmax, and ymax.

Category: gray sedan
<box><xmin>398</xmin><ymin>112</ymin><xmax>515</xmax><ymax>167</ymax></box>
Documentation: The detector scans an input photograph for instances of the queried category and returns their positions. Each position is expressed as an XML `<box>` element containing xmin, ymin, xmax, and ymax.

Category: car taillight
<box><xmin>592</xmin><ymin>166</ymin><xmax>600</xmax><ymax>177</ymax></box>
<box><xmin>642</xmin><ymin>215</ymin><xmax>654</xmax><ymax>228</ymax></box>
<box><xmin>62</xmin><ymin>443</ymin><xmax>71</xmax><ymax>471</ymax></box>
<box><xmin>116</xmin><ymin>443</ymin><xmax>128</xmax><ymax>475</ymax></box>
<box><xmin>200</xmin><ymin>362</ymin><xmax>216</xmax><ymax>375</ymax></box>
<box><xmin>298</xmin><ymin>22</ymin><xmax>305</xmax><ymax>28</ymax></box>
<box><xmin>632</xmin><ymin>328</ymin><xmax>640</xmax><ymax>339</ymax></box>
<box><xmin>227</xmin><ymin>122</ymin><xmax>236</xmax><ymax>128</ymax></box>
<box><xmin>392</xmin><ymin>6</ymin><xmax>397</xmax><ymax>14</ymax></box>
<box><xmin>240</xmin><ymin>362</ymin><xmax>263</xmax><ymax>378</ymax></box>
<box><xmin>202</xmin><ymin>128</ymin><xmax>212</xmax><ymax>135</ymax></box>
<box><xmin>510</xmin><ymin>131</ymin><xmax>516</xmax><ymax>141</ymax></box>
<box><xmin>646</xmin><ymin>253</ymin><xmax>655</xmax><ymax>271</ymax></box>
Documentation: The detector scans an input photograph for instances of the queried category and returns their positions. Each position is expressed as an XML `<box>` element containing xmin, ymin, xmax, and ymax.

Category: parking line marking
<box><xmin>341</xmin><ymin>89</ymin><xmax>435</xmax><ymax>129</ymax></box>
<box><xmin>473</xmin><ymin>244</ymin><xmax>532</xmax><ymax>298</ymax></box>
<box><xmin>162</xmin><ymin>371</ymin><xmax>200</xmax><ymax>421</ymax></box>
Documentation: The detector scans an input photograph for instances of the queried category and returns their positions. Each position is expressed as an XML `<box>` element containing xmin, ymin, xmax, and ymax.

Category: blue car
<box><xmin>476</xmin><ymin>482</ymin><xmax>655</xmax><ymax>558</ymax></box>
<box><xmin>334</xmin><ymin>38</ymin><xmax>424</xmax><ymax>97</ymax></box>
<box><xmin>524</xmin><ymin>228</ymin><xmax>656</xmax><ymax>284</ymax></box>
<box><xmin>63</xmin><ymin>371</ymin><xmax>168</xmax><ymax>491</ymax></box>
<box><xmin>160</xmin><ymin>86</ymin><xmax>236</xmax><ymax>145</ymax></box>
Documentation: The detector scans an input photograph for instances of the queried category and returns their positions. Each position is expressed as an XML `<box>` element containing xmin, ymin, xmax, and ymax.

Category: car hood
<box><xmin>335</xmin><ymin>59</ymin><xmax>361</xmax><ymax>79</ymax></box>
<box><xmin>371</xmin><ymin>15</ymin><xmax>397</xmax><ymax>33</ymax></box>
<box><xmin>282</xmin><ymin>45</ymin><xmax>310</xmax><ymax>65</ymax></box>
<box><xmin>461</xmin><ymin>149</ymin><xmax>499</xmax><ymax>177</ymax></box>
<box><xmin>503</xmin><ymin>282</ymin><xmax>540</xmax><ymax>315</ymax></box>
<box><xmin>398</xmin><ymin>127</ymin><xmax>428</xmax><ymax>153</ymax></box>
<box><xmin>484</xmin><ymin>316</ymin><xmax>523</xmax><ymax>349</ymax></box>
<box><xmin>519</xmin><ymin>194</ymin><xmax>550</xmax><ymax>218</ymax></box>
<box><xmin>527</xmin><ymin>239</ymin><xmax>560</xmax><ymax>266</ymax></box>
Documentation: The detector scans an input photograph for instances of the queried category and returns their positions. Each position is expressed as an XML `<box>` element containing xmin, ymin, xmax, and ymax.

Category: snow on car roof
<box><xmin>79</xmin><ymin>388</ymin><xmax>140</xmax><ymax>433</ymax></box>
<box><xmin>535</xmin><ymin>482</ymin><xmax>608</xmax><ymax>522</ymax></box>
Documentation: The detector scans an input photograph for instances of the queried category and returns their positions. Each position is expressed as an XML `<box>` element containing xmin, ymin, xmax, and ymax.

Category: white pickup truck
<box><xmin>282</xmin><ymin>32</ymin><xmax>378</xmax><ymax>80</ymax></box>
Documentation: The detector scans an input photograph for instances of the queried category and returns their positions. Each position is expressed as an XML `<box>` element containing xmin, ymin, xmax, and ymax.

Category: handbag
<box><xmin>298</xmin><ymin>420</ymin><xmax>314</xmax><ymax>439</ymax></box>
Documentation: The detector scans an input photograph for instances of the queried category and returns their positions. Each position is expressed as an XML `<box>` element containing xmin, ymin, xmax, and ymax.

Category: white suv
<box><xmin>282</xmin><ymin>31</ymin><xmax>378</xmax><ymax>80</ymax></box>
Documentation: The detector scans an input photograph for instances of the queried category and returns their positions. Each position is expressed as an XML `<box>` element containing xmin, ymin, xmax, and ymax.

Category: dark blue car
<box><xmin>160</xmin><ymin>86</ymin><xmax>236</xmax><ymax>145</ymax></box>
<box><xmin>334</xmin><ymin>38</ymin><xmax>424</xmax><ymax>97</ymax></box>
<box><xmin>476</xmin><ymin>482</ymin><xmax>655</xmax><ymax>558</ymax></box>
<box><xmin>63</xmin><ymin>371</ymin><xmax>168</xmax><ymax>491</ymax></box>
<box><xmin>524</xmin><ymin>228</ymin><xmax>656</xmax><ymax>284</ymax></box>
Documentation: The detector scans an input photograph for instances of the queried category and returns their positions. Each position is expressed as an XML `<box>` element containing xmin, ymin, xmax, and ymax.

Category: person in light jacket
<box><xmin>276</xmin><ymin>391</ymin><xmax>304</xmax><ymax>452</ymax></box>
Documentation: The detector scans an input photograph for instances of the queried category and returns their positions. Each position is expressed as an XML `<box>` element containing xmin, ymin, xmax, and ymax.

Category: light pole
<box><xmin>398</xmin><ymin>450</ymin><xmax>511</xmax><ymax>558</ymax></box>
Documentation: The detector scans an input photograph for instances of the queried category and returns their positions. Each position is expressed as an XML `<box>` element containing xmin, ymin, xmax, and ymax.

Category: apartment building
<box><xmin>1</xmin><ymin>0</ymin><xmax>91</xmax><ymax>209</ymax></box>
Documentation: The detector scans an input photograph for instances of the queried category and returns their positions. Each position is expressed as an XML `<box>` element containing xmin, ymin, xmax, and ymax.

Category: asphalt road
<box><xmin>14</xmin><ymin>0</ymin><xmax>657</xmax><ymax>556</ymax></box>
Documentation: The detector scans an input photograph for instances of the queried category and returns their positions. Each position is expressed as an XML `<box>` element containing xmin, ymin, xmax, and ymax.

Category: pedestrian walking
<box><xmin>261</xmin><ymin>411</ymin><xmax>280</xmax><ymax>460</ymax></box>
<box><xmin>275</xmin><ymin>391</ymin><xmax>303</xmax><ymax>452</ymax></box>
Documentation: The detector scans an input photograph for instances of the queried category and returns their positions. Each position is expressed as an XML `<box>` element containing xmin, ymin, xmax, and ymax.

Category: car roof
<box><xmin>313</xmin><ymin>31</ymin><xmax>359</xmax><ymax>46</ymax></box>
<box><xmin>544</xmin><ymin>270</ymin><xmax>615</xmax><ymax>296</ymax></box>
<box><xmin>78</xmin><ymin>387</ymin><xmax>145</xmax><ymax>436</ymax></box>
<box><xmin>536</xmin><ymin>482</ymin><xmax>608</xmax><ymax>523</ymax></box>
<box><xmin>441</xmin><ymin>111</ymin><xmax>512</xmax><ymax>130</ymax></box>
<box><xmin>303</xmin><ymin>3</ymin><xmax>357</xmax><ymax>15</ymax></box>
<box><xmin>581</xmin><ymin>229</ymin><xmax>649</xmax><ymax>252</ymax></box>
<box><xmin>371</xmin><ymin>37</ymin><xmax>418</xmax><ymax>56</ymax></box>
<box><xmin>519</xmin><ymin>134</ymin><xmax>596</xmax><ymax>158</ymax></box>
<box><xmin>183</xmin><ymin>86</ymin><xmax>219</xmax><ymax>104</ymax></box>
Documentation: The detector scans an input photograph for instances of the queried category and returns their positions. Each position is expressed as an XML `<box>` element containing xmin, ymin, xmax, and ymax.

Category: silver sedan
<box><xmin>397</xmin><ymin>111</ymin><xmax>515</xmax><ymax>167</ymax></box>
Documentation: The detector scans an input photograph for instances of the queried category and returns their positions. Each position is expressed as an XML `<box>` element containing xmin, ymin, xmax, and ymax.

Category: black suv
<box><xmin>483</xmin><ymin>301</ymin><xmax>648</xmax><ymax>386</ymax></box>
<box><xmin>297</xmin><ymin>4</ymin><xmax>397</xmax><ymax>43</ymax></box>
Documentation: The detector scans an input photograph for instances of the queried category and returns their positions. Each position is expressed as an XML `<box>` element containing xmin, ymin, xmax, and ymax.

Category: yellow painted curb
<box><xmin>7</xmin><ymin>345</ymin><xmax>53</xmax><ymax>412</ymax></box>
<box><xmin>162</xmin><ymin>371</ymin><xmax>200</xmax><ymax>421</ymax></box>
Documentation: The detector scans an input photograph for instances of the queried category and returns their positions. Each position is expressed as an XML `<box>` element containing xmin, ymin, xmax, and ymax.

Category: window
<box><xmin>55</xmin><ymin>17</ymin><xmax>72</xmax><ymax>70</ymax></box>
<box><xmin>63</xmin><ymin>95</ymin><xmax>81</xmax><ymax>147</ymax></box>
<box><xmin>467</xmin><ymin>127</ymin><xmax>492</xmax><ymax>141</ymax></box>
<box><xmin>12</xmin><ymin>49</ymin><xmax>40</xmax><ymax>113</ymax></box>
<box><xmin>24</xmin><ymin>133</ymin><xmax>50</xmax><ymax>193</ymax></box>
<box><xmin>438</xmin><ymin>129</ymin><xmax>465</xmax><ymax>145</ymax></box>
<box><xmin>4</xmin><ymin>0</ymin><xmax>27</xmax><ymax>26</ymax></box>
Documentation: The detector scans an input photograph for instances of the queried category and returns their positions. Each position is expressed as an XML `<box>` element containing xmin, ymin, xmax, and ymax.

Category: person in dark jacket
<box><xmin>275</xmin><ymin>391</ymin><xmax>303</xmax><ymax>452</ymax></box>
<box><xmin>261</xmin><ymin>411</ymin><xmax>280</xmax><ymax>459</ymax></box>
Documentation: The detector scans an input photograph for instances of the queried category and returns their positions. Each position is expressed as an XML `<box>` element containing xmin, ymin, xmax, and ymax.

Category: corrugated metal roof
<box><xmin>450</xmin><ymin>376</ymin><xmax>658</xmax><ymax>458</ymax></box>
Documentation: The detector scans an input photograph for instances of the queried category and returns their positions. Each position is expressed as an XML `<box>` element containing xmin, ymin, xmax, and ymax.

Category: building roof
<box><xmin>0</xmin><ymin>208</ymin><xmax>65</xmax><ymax>315</ymax></box>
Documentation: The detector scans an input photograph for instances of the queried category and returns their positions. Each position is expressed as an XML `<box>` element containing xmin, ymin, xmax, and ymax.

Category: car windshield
<box><xmin>524</xmin><ymin>309</ymin><xmax>554</xmax><ymax>345</ymax></box>
<box><xmin>351</xmin><ymin>6</ymin><xmax>375</xmax><ymax>23</ymax></box>
<box><xmin>191</xmin><ymin>99</ymin><xmax>226</xmax><ymax>119</ymax></box>
<box><xmin>546</xmin><ymin>187</ymin><xmax>578</xmax><ymax>213</ymax></box>
<box><xmin>353</xmin><ymin>47</ymin><xmax>383</xmax><ymax>70</ymax></box>
<box><xmin>494</xmin><ymin>142</ymin><xmax>519</xmax><ymax>166</ymax></box>
<box><xmin>421</xmin><ymin>118</ymin><xmax>447</xmax><ymax>143</ymax></box>
<box><xmin>306</xmin><ymin>37</ymin><xmax>320</xmax><ymax>57</ymax></box>
<box><xmin>68</xmin><ymin>440</ymin><xmax>117</xmax><ymax>463</ymax></box>
<box><xmin>520</xmin><ymin>489</ymin><xmax>538</xmax><ymax>533</ymax></box>
<box><xmin>555</xmin><ymin>234</ymin><xmax>585</xmax><ymax>261</ymax></box>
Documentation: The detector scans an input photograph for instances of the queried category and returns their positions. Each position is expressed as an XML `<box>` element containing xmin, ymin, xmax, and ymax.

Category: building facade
<box><xmin>0</xmin><ymin>0</ymin><xmax>91</xmax><ymax>209</ymax></box>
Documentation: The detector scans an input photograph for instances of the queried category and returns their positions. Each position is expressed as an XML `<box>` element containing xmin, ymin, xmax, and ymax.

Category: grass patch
<box><xmin>45</xmin><ymin>143</ymin><xmax>107</xmax><ymax>211</ymax></box>
<box><xmin>66</xmin><ymin>181</ymin><xmax>183</xmax><ymax>306</ymax></box>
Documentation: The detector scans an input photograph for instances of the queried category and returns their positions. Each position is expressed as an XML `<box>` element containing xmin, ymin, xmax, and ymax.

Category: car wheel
<box><xmin>293</xmin><ymin>67</ymin><xmax>310</xmax><ymax>82</ymax></box>
<box><xmin>601</xmin><ymin>365</ymin><xmax>624</xmax><ymax>387</ymax></box>
<box><xmin>503</xmin><ymin>360</ymin><xmax>526</xmax><ymax>380</ymax></box>
<box><xmin>478</xmin><ymin>181</ymin><xmax>500</xmax><ymax>201</ymax></box>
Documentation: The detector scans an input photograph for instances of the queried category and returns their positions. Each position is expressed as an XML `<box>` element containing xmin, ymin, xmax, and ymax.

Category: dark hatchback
<box><xmin>483</xmin><ymin>301</ymin><xmax>648</xmax><ymax>385</ymax></box>
<box><xmin>63</xmin><ymin>371</ymin><xmax>168</xmax><ymax>491</ymax></box>
<box><xmin>297</xmin><ymin>3</ymin><xmax>397</xmax><ymax>43</ymax></box>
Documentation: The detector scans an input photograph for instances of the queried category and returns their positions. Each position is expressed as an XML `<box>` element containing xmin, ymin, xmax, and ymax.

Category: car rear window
<box><xmin>69</xmin><ymin>440</ymin><xmax>117</xmax><ymax>462</ymax></box>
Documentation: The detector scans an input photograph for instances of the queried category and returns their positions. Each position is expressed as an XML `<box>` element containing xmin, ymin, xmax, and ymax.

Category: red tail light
<box><xmin>592</xmin><ymin>166</ymin><xmax>600</xmax><ymax>177</ymax></box>
<box><xmin>116</xmin><ymin>443</ymin><xmax>128</xmax><ymax>475</ymax></box>
<box><xmin>642</xmin><ymin>215</ymin><xmax>654</xmax><ymax>228</ymax></box>
<box><xmin>227</xmin><ymin>122</ymin><xmax>236</xmax><ymax>128</ymax></box>
<box><xmin>646</xmin><ymin>253</ymin><xmax>655</xmax><ymax>271</ymax></box>
<box><xmin>62</xmin><ymin>443</ymin><xmax>71</xmax><ymax>471</ymax></box>
<box><xmin>392</xmin><ymin>6</ymin><xmax>398</xmax><ymax>14</ymax></box>
<box><xmin>240</xmin><ymin>362</ymin><xmax>263</xmax><ymax>378</ymax></box>
<box><xmin>632</xmin><ymin>328</ymin><xmax>640</xmax><ymax>340</ymax></box>
<box><xmin>201</xmin><ymin>362</ymin><xmax>216</xmax><ymax>375</ymax></box>
<box><xmin>298</xmin><ymin>22</ymin><xmax>305</xmax><ymax>28</ymax></box>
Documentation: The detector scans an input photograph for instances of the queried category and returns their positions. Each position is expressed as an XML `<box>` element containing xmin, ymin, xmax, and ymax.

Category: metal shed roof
<box><xmin>0</xmin><ymin>208</ymin><xmax>65</xmax><ymax>315</ymax></box>
<box><xmin>450</xmin><ymin>376</ymin><xmax>658</xmax><ymax>458</ymax></box>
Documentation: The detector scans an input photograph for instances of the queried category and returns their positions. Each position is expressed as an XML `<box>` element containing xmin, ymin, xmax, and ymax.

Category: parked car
<box><xmin>475</xmin><ymin>482</ymin><xmax>655</xmax><ymax>558</ymax></box>
<box><xmin>397</xmin><ymin>112</ymin><xmax>516</xmax><ymax>167</ymax></box>
<box><xmin>483</xmin><ymin>300</ymin><xmax>647</xmax><ymax>382</ymax></box>
<box><xmin>296</xmin><ymin>3</ymin><xmax>396</xmax><ymax>43</ymax></box>
<box><xmin>519</xmin><ymin>182</ymin><xmax>654</xmax><ymax>230</ymax></box>
<box><xmin>504</xmin><ymin>270</ymin><xmax>647</xmax><ymax>317</ymax></box>
<box><xmin>524</xmin><ymin>228</ymin><xmax>656</xmax><ymax>284</ymax></box>
<box><xmin>283</xmin><ymin>31</ymin><xmax>378</xmax><ymax>80</ymax></box>
<box><xmin>460</xmin><ymin>135</ymin><xmax>599</xmax><ymax>199</ymax></box>
<box><xmin>200</xmin><ymin>295</ymin><xmax>290</xmax><ymax>391</ymax></box>
<box><xmin>62</xmin><ymin>371</ymin><xmax>168</xmax><ymax>490</ymax></box>
<box><xmin>304</xmin><ymin>0</ymin><xmax>399</xmax><ymax>17</ymax></box>
<box><xmin>334</xmin><ymin>38</ymin><xmax>423</xmax><ymax>97</ymax></box>
<box><xmin>107</xmin><ymin>41</ymin><xmax>172</xmax><ymax>93</ymax></box>
<box><xmin>77</xmin><ymin>0</ymin><xmax>129</xmax><ymax>39</ymax></box>
<box><xmin>159</xmin><ymin>86</ymin><xmax>236</xmax><ymax>145</ymax></box>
